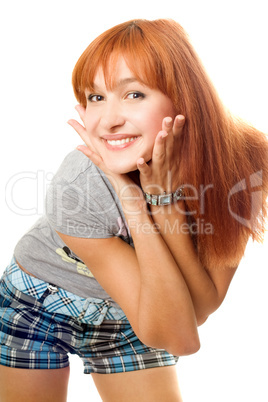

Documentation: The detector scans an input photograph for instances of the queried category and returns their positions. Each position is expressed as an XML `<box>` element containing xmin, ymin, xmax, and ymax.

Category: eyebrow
<box><xmin>93</xmin><ymin>77</ymin><xmax>139</xmax><ymax>91</ymax></box>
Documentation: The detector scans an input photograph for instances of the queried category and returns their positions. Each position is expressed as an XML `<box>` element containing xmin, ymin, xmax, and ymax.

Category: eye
<box><xmin>126</xmin><ymin>92</ymin><xmax>145</xmax><ymax>100</ymax></box>
<box><xmin>87</xmin><ymin>94</ymin><xmax>104</xmax><ymax>102</ymax></box>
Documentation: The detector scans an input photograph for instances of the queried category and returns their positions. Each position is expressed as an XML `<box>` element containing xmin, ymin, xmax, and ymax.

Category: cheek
<box><xmin>141</xmin><ymin>115</ymin><xmax>163</xmax><ymax>142</ymax></box>
<box><xmin>134</xmin><ymin>108</ymin><xmax>163</xmax><ymax>134</ymax></box>
<box><xmin>139</xmin><ymin>102</ymin><xmax>175</xmax><ymax>133</ymax></box>
<box><xmin>84</xmin><ymin>113</ymin><xmax>98</xmax><ymax>135</ymax></box>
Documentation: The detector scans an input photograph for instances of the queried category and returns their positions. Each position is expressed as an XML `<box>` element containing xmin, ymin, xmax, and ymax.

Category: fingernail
<box><xmin>160</xmin><ymin>131</ymin><xmax>168</xmax><ymax>139</ymax></box>
<box><xmin>137</xmin><ymin>158</ymin><xmax>145</xmax><ymax>165</ymax></box>
<box><xmin>165</xmin><ymin>117</ymin><xmax>173</xmax><ymax>126</ymax></box>
<box><xmin>176</xmin><ymin>115</ymin><xmax>185</xmax><ymax>122</ymax></box>
<box><xmin>76</xmin><ymin>145</ymin><xmax>84</xmax><ymax>151</ymax></box>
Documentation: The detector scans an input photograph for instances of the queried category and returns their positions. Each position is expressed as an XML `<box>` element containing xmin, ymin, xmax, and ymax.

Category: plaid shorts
<box><xmin>0</xmin><ymin>257</ymin><xmax>178</xmax><ymax>374</ymax></box>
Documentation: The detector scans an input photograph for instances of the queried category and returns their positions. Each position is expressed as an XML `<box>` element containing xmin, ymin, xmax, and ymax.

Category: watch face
<box><xmin>145</xmin><ymin>193</ymin><xmax>152</xmax><ymax>204</ymax></box>
<box><xmin>151</xmin><ymin>195</ymin><xmax>158</xmax><ymax>205</ymax></box>
<box><xmin>158</xmin><ymin>193</ymin><xmax>172</xmax><ymax>205</ymax></box>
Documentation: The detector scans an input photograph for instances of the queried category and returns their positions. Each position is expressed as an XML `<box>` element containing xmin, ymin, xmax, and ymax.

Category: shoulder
<box><xmin>52</xmin><ymin>148</ymin><xmax>99</xmax><ymax>184</ymax></box>
<box><xmin>45</xmin><ymin>150</ymin><xmax>125</xmax><ymax>239</ymax></box>
<box><xmin>47</xmin><ymin>149</ymin><xmax>115</xmax><ymax>196</ymax></box>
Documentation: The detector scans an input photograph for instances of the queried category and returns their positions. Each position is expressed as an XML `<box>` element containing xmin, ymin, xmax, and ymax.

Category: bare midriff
<box><xmin>15</xmin><ymin>259</ymin><xmax>37</xmax><ymax>278</ymax></box>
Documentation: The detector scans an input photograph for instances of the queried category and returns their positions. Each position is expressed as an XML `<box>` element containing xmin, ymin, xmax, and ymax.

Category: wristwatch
<box><xmin>144</xmin><ymin>186</ymin><xmax>184</xmax><ymax>206</ymax></box>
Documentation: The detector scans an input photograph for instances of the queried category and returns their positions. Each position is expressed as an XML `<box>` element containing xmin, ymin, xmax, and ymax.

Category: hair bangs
<box><xmin>72</xmin><ymin>20</ymin><xmax>176</xmax><ymax>107</ymax></box>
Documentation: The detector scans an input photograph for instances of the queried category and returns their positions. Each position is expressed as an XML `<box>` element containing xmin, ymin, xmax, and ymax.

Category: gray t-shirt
<box><xmin>14</xmin><ymin>149</ymin><xmax>133</xmax><ymax>307</ymax></box>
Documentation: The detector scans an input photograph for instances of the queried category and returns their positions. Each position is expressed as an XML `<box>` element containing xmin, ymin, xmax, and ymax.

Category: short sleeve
<box><xmin>45</xmin><ymin>150</ymin><xmax>124</xmax><ymax>239</ymax></box>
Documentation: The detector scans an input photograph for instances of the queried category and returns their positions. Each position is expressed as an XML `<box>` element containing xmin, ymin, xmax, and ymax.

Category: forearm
<box><xmin>150</xmin><ymin>202</ymin><xmax>220</xmax><ymax>322</ymax></box>
<box><xmin>123</xmin><ymin>202</ymin><xmax>199</xmax><ymax>355</ymax></box>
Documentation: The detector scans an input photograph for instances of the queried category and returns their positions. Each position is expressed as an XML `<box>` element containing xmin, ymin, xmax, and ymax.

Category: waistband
<box><xmin>0</xmin><ymin>257</ymin><xmax>127</xmax><ymax>325</ymax></box>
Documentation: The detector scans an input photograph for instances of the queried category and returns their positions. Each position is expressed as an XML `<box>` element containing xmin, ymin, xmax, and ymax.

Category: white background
<box><xmin>0</xmin><ymin>1</ymin><xmax>267</xmax><ymax>401</ymax></box>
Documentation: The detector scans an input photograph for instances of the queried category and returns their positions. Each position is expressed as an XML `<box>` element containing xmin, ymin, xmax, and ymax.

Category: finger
<box><xmin>68</xmin><ymin>118</ymin><xmax>98</xmax><ymax>155</ymax></box>
<box><xmin>173</xmin><ymin>115</ymin><xmax>185</xmax><ymax>138</ymax></box>
<box><xmin>68</xmin><ymin>119</ymin><xmax>88</xmax><ymax>143</ymax></box>
<box><xmin>76</xmin><ymin>145</ymin><xmax>105</xmax><ymax>170</ymax></box>
<box><xmin>137</xmin><ymin>158</ymin><xmax>151</xmax><ymax>175</ymax></box>
<box><xmin>76</xmin><ymin>144</ymin><xmax>93</xmax><ymax>158</ymax></box>
<box><xmin>162</xmin><ymin>116</ymin><xmax>175</xmax><ymax>158</ymax></box>
<box><xmin>162</xmin><ymin>116</ymin><xmax>173</xmax><ymax>134</ymax></box>
<box><xmin>152</xmin><ymin>130</ymin><xmax>168</xmax><ymax>164</ymax></box>
<box><xmin>75</xmin><ymin>104</ymin><xmax>86</xmax><ymax>123</ymax></box>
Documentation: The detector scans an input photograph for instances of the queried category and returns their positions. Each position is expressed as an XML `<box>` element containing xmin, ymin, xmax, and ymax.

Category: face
<box><xmin>83</xmin><ymin>57</ymin><xmax>176</xmax><ymax>174</ymax></box>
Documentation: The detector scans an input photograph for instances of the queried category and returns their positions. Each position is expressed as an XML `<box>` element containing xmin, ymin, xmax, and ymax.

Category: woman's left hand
<box><xmin>137</xmin><ymin>115</ymin><xmax>185</xmax><ymax>195</ymax></box>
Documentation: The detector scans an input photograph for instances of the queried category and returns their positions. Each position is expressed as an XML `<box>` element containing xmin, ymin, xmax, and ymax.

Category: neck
<box><xmin>127</xmin><ymin>170</ymin><xmax>141</xmax><ymax>187</ymax></box>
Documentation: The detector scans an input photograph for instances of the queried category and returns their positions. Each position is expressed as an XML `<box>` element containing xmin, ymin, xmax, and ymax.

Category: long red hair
<box><xmin>72</xmin><ymin>19</ymin><xmax>268</xmax><ymax>270</ymax></box>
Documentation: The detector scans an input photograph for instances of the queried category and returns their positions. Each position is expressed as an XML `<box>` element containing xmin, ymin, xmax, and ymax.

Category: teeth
<box><xmin>107</xmin><ymin>137</ymin><xmax>137</xmax><ymax>146</ymax></box>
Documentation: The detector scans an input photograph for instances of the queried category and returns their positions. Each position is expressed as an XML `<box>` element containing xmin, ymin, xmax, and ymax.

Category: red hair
<box><xmin>72</xmin><ymin>19</ymin><xmax>268</xmax><ymax>270</ymax></box>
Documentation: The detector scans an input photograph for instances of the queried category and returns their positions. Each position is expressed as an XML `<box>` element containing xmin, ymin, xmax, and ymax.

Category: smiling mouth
<box><xmin>106</xmin><ymin>136</ymin><xmax>138</xmax><ymax>146</ymax></box>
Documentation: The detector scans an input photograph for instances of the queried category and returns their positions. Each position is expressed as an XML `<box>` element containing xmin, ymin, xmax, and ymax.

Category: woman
<box><xmin>0</xmin><ymin>19</ymin><xmax>267</xmax><ymax>402</ymax></box>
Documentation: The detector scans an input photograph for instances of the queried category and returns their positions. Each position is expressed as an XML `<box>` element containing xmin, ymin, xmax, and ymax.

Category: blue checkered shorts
<box><xmin>0</xmin><ymin>257</ymin><xmax>178</xmax><ymax>374</ymax></box>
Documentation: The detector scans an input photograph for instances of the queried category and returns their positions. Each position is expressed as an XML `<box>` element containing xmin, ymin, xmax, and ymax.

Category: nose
<box><xmin>100</xmin><ymin>99</ymin><xmax>126</xmax><ymax>131</ymax></box>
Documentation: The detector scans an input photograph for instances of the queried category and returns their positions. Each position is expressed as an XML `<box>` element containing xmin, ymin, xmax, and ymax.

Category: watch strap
<box><xmin>144</xmin><ymin>186</ymin><xmax>184</xmax><ymax>206</ymax></box>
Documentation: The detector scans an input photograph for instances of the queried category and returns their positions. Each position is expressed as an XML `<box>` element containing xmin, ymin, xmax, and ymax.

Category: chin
<box><xmin>106</xmin><ymin>162</ymin><xmax>138</xmax><ymax>175</ymax></box>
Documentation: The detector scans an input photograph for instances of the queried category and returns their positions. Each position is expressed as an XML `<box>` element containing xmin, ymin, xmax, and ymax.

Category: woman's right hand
<box><xmin>68</xmin><ymin>105</ymin><xmax>108</xmax><ymax>174</ymax></box>
<box><xmin>68</xmin><ymin>105</ymin><xmax>146</xmax><ymax>214</ymax></box>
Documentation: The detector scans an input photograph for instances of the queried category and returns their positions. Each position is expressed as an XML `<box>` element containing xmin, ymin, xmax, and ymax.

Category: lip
<box><xmin>102</xmin><ymin>135</ymin><xmax>141</xmax><ymax>151</ymax></box>
<box><xmin>102</xmin><ymin>134</ymin><xmax>139</xmax><ymax>141</ymax></box>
